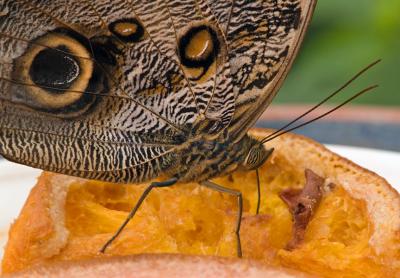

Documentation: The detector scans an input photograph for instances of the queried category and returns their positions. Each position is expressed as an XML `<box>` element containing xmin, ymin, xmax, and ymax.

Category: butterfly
<box><xmin>0</xmin><ymin>0</ymin><xmax>318</xmax><ymax>257</ymax></box>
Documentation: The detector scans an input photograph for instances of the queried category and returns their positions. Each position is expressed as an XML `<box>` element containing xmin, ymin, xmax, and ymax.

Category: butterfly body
<box><xmin>166</xmin><ymin>132</ymin><xmax>260</xmax><ymax>182</ymax></box>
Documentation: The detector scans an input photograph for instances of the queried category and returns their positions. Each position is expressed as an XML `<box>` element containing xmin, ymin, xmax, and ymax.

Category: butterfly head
<box><xmin>242</xmin><ymin>142</ymin><xmax>274</xmax><ymax>171</ymax></box>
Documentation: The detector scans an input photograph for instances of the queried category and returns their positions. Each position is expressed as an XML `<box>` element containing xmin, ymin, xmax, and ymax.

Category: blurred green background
<box><xmin>276</xmin><ymin>0</ymin><xmax>400</xmax><ymax>106</ymax></box>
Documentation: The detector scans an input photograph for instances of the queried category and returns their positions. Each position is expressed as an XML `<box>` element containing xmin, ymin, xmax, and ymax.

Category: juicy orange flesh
<box><xmin>62</xmin><ymin>158</ymin><xmax>389</xmax><ymax>277</ymax></box>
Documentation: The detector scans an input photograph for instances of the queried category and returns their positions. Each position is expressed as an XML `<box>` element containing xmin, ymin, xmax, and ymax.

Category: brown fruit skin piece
<box><xmin>280</xmin><ymin>169</ymin><xmax>324</xmax><ymax>250</ymax></box>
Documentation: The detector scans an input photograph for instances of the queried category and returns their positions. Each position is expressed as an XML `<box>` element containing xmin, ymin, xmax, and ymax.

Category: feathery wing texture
<box><xmin>219</xmin><ymin>0</ymin><xmax>317</xmax><ymax>138</ymax></box>
<box><xmin>0</xmin><ymin>0</ymin><xmax>316</xmax><ymax>182</ymax></box>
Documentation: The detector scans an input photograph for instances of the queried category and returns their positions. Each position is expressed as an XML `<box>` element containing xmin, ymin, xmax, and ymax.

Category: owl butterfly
<box><xmin>0</xmin><ymin>0</ymin><xmax>319</xmax><ymax>257</ymax></box>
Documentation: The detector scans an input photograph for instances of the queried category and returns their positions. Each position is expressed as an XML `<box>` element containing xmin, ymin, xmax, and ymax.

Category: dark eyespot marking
<box><xmin>29</xmin><ymin>45</ymin><xmax>80</xmax><ymax>94</ymax></box>
<box><xmin>178</xmin><ymin>25</ymin><xmax>220</xmax><ymax>81</ymax></box>
<box><xmin>12</xmin><ymin>28</ymin><xmax>111</xmax><ymax>118</ymax></box>
<box><xmin>109</xmin><ymin>18</ymin><xmax>145</xmax><ymax>43</ymax></box>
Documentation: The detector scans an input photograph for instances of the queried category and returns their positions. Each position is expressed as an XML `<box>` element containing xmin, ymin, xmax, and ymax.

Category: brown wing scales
<box><xmin>0</xmin><ymin>0</ymin><xmax>316</xmax><ymax>183</ymax></box>
<box><xmin>221</xmin><ymin>0</ymin><xmax>317</xmax><ymax>138</ymax></box>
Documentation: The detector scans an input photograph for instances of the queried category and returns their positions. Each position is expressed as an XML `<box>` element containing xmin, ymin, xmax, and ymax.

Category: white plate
<box><xmin>0</xmin><ymin>145</ymin><xmax>400</xmax><ymax>260</ymax></box>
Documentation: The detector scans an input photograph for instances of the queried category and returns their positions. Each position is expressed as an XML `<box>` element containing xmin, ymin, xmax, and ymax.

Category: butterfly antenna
<box><xmin>260</xmin><ymin>85</ymin><xmax>379</xmax><ymax>144</ymax></box>
<box><xmin>261</xmin><ymin>59</ymin><xmax>381</xmax><ymax>142</ymax></box>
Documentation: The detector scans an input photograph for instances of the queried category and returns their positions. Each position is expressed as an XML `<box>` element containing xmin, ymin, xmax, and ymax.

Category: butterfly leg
<box><xmin>100</xmin><ymin>177</ymin><xmax>178</xmax><ymax>253</ymax></box>
<box><xmin>200</xmin><ymin>180</ymin><xmax>243</xmax><ymax>258</ymax></box>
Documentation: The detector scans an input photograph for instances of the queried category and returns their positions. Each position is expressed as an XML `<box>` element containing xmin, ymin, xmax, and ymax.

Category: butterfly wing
<box><xmin>0</xmin><ymin>0</ymin><xmax>316</xmax><ymax>183</ymax></box>
<box><xmin>212</xmin><ymin>0</ymin><xmax>317</xmax><ymax>139</ymax></box>
<box><xmin>0</xmin><ymin>0</ymin><xmax>198</xmax><ymax>182</ymax></box>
